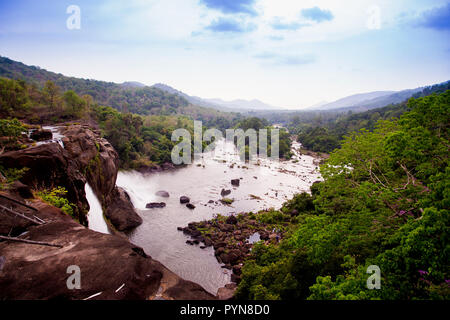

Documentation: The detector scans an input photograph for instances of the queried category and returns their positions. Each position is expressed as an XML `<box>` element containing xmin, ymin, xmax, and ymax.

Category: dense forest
<box><xmin>0</xmin><ymin>77</ymin><xmax>226</xmax><ymax>168</ymax></box>
<box><xmin>1</xmin><ymin>59</ymin><xmax>448</xmax><ymax>301</ymax></box>
<box><xmin>0</xmin><ymin>56</ymin><xmax>242</xmax><ymax>122</ymax></box>
<box><xmin>0</xmin><ymin>76</ymin><xmax>292</xmax><ymax>169</ymax></box>
<box><xmin>236</xmin><ymin>91</ymin><xmax>449</xmax><ymax>300</ymax></box>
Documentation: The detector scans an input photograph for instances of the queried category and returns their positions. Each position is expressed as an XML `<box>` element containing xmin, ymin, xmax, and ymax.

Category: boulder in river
<box><xmin>105</xmin><ymin>187</ymin><xmax>143</xmax><ymax>231</ymax></box>
<box><xmin>180</xmin><ymin>196</ymin><xmax>190</xmax><ymax>204</ymax></box>
<box><xmin>186</xmin><ymin>203</ymin><xmax>196</xmax><ymax>210</ymax></box>
<box><xmin>221</xmin><ymin>189</ymin><xmax>231</xmax><ymax>196</ymax></box>
<box><xmin>146</xmin><ymin>202</ymin><xmax>166</xmax><ymax>208</ymax></box>
<box><xmin>231</xmin><ymin>179</ymin><xmax>240</xmax><ymax>187</ymax></box>
<box><xmin>155</xmin><ymin>190</ymin><xmax>170</xmax><ymax>198</ymax></box>
<box><xmin>30</xmin><ymin>129</ymin><xmax>52</xmax><ymax>141</ymax></box>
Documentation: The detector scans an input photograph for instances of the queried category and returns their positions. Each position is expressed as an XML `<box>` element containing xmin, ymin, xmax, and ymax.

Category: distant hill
<box><xmin>153</xmin><ymin>83</ymin><xmax>283</xmax><ymax>111</ymax></box>
<box><xmin>151</xmin><ymin>83</ymin><xmax>226</xmax><ymax>110</ymax></box>
<box><xmin>308</xmin><ymin>87</ymin><xmax>426</xmax><ymax>111</ymax></box>
<box><xmin>204</xmin><ymin>98</ymin><xmax>282</xmax><ymax>111</ymax></box>
<box><xmin>120</xmin><ymin>81</ymin><xmax>146</xmax><ymax>88</ymax></box>
<box><xmin>0</xmin><ymin>56</ymin><xmax>190</xmax><ymax>115</ymax></box>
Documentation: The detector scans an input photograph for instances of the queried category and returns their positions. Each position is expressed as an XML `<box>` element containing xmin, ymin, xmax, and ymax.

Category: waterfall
<box><xmin>85</xmin><ymin>183</ymin><xmax>110</xmax><ymax>234</ymax></box>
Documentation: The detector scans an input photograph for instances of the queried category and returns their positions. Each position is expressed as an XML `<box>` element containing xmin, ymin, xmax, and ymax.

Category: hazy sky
<box><xmin>0</xmin><ymin>0</ymin><xmax>449</xmax><ymax>108</ymax></box>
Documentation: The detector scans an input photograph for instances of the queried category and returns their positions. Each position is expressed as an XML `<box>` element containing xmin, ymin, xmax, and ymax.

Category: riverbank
<box><xmin>116</xmin><ymin>138</ymin><xmax>324</xmax><ymax>296</ymax></box>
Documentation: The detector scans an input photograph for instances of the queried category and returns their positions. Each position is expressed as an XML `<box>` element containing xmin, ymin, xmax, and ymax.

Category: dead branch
<box><xmin>0</xmin><ymin>194</ymin><xmax>38</xmax><ymax>211</ymax></box>
<box><xmin>0</xmin><ymin>235</ymin><xmax>63</xmax><ymax>248</ymax></box>
<box><xmin>0</xmin><ymin>204</ymin><xmax>43</xmax><ymax>225</ymax></box>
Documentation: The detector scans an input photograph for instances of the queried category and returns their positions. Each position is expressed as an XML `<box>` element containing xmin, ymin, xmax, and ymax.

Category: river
<box><xmin>115</xmin><ymin>139</ymin><xmax>322</xmax><ymax>295</ymax></box>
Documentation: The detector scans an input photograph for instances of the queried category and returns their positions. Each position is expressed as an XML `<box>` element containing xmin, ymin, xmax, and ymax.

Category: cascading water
<box><xmin>116</xmin><ymin>138</ymin><xmax>322</xmax><ymax>295</ymax></box>
<box><xmin>85</xmin><ymin>183</ymin><xmax>110</xmax><ymax>234</ymax></box>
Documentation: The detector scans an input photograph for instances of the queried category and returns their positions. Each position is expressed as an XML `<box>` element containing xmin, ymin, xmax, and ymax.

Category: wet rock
<box><xmin>0</xmin><ymin>200</ymin><xmax>215</xmax><ymax>300</ymax></box>
<box><xmin>177</xmin><ymin>227</ymin><xmax>183</xmax><ymax>231</ymax></box>
<box><xmin>106</xmin><ymin>187</ymin><xmax>143</xmax><ymax>231</ymax></box>
<box><xmin>231</xmin><ymin>179</ymin><xmax>240</xmax><ymax>187</ymax></box>
<box><xmin>180</xmin><ymin>196</ymin><xmax>190</xmax><ymax>204</ymax></box>
<box><xmin>219</xmin><ymin>224</ymin><xmax>234</xmax><ymax>232</ymax></box>
<box><xmin>0</xmin><ymin>143</ymin><xmax>89</xmax><ymax>225</ymax></box>
<box><xmin>30</xmin><ymin>129</ymin><xmax>52</xmax><ymax>141</ymax></box>
<box><xmin>215</xmin><ymin>247</ymin><xmax>225</xmax><ymax>256</ymax></box>
<box><xmin>228</xmin><ymin>249</ymin><xmax>241</xmax><ymax>264</ymax></box>
<box><xmin>213</xmin><ymin>241</ymin><xmax>227</xmax><ymax>250</ymax></box>
<box><xmin>146</xmin><ymin>202</ymin><xmax>166</xmax><ymax>209</ymax></box>
<box><xmin>161</xmin><ymin>162</ymin><xmax>175</xmax><ymax>170</ymax></box>
<box><xmin>204</xmin><ymin>238</ymin><xmax>213</xmax><ymax>247</ymax></box>
<box><xmin>186</xmin><ymin>203</ymin><xmax>196</xmax><ymax>210</ymax></box>
<box><xmin>260</xmin><ymin>232</ymin><xmax>270</xmax><ymax>240</ymax></box>
<box><xmin>221</xmin><ymin>189</ymin><xmax>231</xmax><ymax>197</ymax></box>
<box><xmin>190</xmin><ymin>229</ymin><xmax>201</xmax><ymax>237</ymax></box>
<box><xmin>208</xmin><ymin>200</ymin><xmax>214</xmax><ymax>204</ymax></box>
<box><xmin>155</xmin><ymin>190</ymin><xmax>170</xmax><ymax>198</ymax></box>
<box><xmin>226</xmin><ymin>215</ymin><xmax>238</xmax><ymax>225</ymax></box>
<box><xmin>231</xmin><ymin>274</ymin><xmax>241</xmax><ymax>284</ymax></box>
<box><xmin>232</xmin><ymin>265</ymin><xmax>242</xmax><ymax>276</ymax></box>
<box><xmin>219</xmin><ymin>253</ymin><xmax>230</xmax><ymax>264</ymax></box>
<box><xmin>217</xmin><ymin>283</ymin><xmax>237</xmax><ymax>300</ymax></box>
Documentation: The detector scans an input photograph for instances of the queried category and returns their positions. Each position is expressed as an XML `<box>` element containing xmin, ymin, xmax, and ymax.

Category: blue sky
<box><xmin>0</xmin><ymin>0</ymin><xmax>449</xmax><ymax>108</ymax></box>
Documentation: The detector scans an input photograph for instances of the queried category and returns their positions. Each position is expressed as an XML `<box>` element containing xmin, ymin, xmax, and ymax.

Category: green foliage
<box><xmin>0</xmin><ymin>166</ymin><xmax>28</xmax><ymax>190</ymax></box>
<box><xmin>63</xmin><ymin>90</ymin><xmax>86</xmax><ymax>117</ymax></box>
<box><xmin>37</xmin><ymin>187</ymin><xmax>76</xmax><ymax>218</ymax></box>
<box><xmin>0</xmin><ymin>77</ymin><xmax>30</xmax><ymax>116</ymax></box>
<box><xmin>237</xmin><ymin>91</ymin><xmax>450</xmax><ymax>300</ymax></box>
<box><xmin>233</xmin><ymin>117</ymin><xmax>293</xmax><ymax>160</ymax></box>
<box><xmin>94</xmin><ymin>105</ymin><xmax>198</xmax><ymax>168</ymax></box>
<box><xmin>220</xmin><ymin>198</ymin><xmax>234</xmax><ymax>205</ymax></box>
<box><xmin>0</xmin><ymin>118</ymin><xmax>27</xmax><ymax>150</ymax></box>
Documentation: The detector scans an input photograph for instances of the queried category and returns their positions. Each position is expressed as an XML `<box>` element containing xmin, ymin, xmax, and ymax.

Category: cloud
<box><xmin>268</xmin><ymin>35</ymin><xmax>284</xmax><ymax>41</ymax></box>
<box><xmin>300</xmin><ymin>6</ymin><xmax>334</xmax><ymax>23</ymax></box>
<box><xmin>270</xmin><ymin>17</ymin><xmax>310</xmax><ymax>31</ymax></box>
<box><xmin>254</xmin><ymin>52</ymin><xmax>316</xmax><ymax>66</ymax></box>
<box><xmin>416</xmin><ymin>3</ymin><xmax>450</xmax><ymax>30</ymax></box>
<box><xmin>205</xmin><ymin>17</ymin><xmax>256</xmax><ymax>33</ymax></box>
<box><xmin>199</xmin><ymin>0</ymin><xmax>257</xmax><ymax>16</ymax></box>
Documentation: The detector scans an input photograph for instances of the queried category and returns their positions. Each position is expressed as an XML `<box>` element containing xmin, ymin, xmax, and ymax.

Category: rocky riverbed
<box><xmin>117</xmin><ymin>138</ymin><xmax>323</xmax><ymax>295</ymax></box>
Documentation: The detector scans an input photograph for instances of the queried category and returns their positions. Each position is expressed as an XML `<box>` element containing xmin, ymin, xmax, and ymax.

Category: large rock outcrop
<box><xmin>0</xmin><ymin>124</ymin><xmax>142</xmax><ymax>230</ymax></box>
<box><xmin>61</xmin><ymin>125</ymin><xmax>142</xmax><ymax>231</ymax></box>
<box><xmin>105</xmin><ymin>187</ymin><xmax>142</xmax><ymax>231</ymax></box>
<box><xmin>0</xmin><ymin>195</ymin><xmax>214</xmax><ymax>300</ymax></box>
<box><xmin>0</xmin><ymin>143</ymin><xmax>89</xmax><ymax>225</ymax></box>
